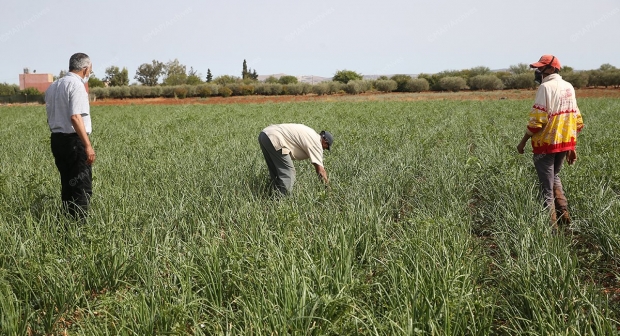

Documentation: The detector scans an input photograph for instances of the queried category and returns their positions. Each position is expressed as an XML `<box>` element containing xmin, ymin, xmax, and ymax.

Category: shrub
<box><xmin>254</xmin><ymin>83</ymin><xmax>267</xmax><ymax>95</ymax></box>
<box><xmin>503</xmin><ymin>73</ymin><xmax>536</xmax><ymax>90</ymax></box>
<box><xmin>130</xmin><ymin>85</ymin><xmax>151</xmax><ymax>98</ymax></box>
<box><xmin>267</xmin><ymin>84</ymin><xmax>280</xmax><ymax>95</ymax></box>
<box><xmin>422</xmin><ymin>71</ymin><xmax>467</xmax><ymax>91</ymax></box>
<box><xmin>493</xmin><ymin>71</ymin><xmax>512</xmax><ymax>86</ymax></box>
<box><xmin>174</xmin><ymin>87</ymin><xmax>188</xmax><ymax>99</ymax></box>
<box><xmin>439</xmin><ymin>76</ymin><xmax>467</xmax><ymax>92</ymax></box>
<box><xmin>278</xmin><ymin>75</ymin><xmax>298</xmax><ymax>85</ymax></box>
<box><xmin>345</xmin><ymin>80</ymin><xmax>363</xmax><ymax>94</ymax></box>
<box><xmin>374</xmin><ymin>80</ymin><xmax>398</xmax><ymax>93</ymax></box>
<box><xmin>161</xmin><ymin>86</ymin><xmax>176</xmax><ymax>98</ymax></box>
<box><xmin>185</xmin><ymin>85</ymin><xmax>198</xmax><ymax>98</ymax></box>
<box><xmin>197</xmin><ymin>84</ymin><xmax>213</xmax><ymax>97</ymax></box>
<box><xmin>101</xmin><ymin>87</ymin><xmax>111</xmax><ymax>99</ymax></box>
<box><xmin>344</xmin><ymin>80</ymin><xmax>372</xmax><ymax>94</ymax></box>
<box><xmin>332</xmin><ymin>69</ymin><xmax>363</xmax><ymax>84</ymax></box>
<box><xmin>468</xmin><ymin>75</ymin><xmax>504</xmax><ymax>90</ymax></box>
<box><xmin>0</xmin><ymin>83</ymin><xmax>20</xmax><ymax>95</ymax></box>
<box><xmin>108</xmin><ymin>86</ymin><xmax>122</xmax><ymax>99</ymax></box>
<box><xmin>283</xmin><ymin>83</ymin><xmax>303</xmax><ymax>95</ymax></box>
<box><xmin>150</xmin><ymin>86</ymin><xmax>163</xmax><ymax>98</ymax></box>
<box><xmin>300</xmin><ymin>83</ymin><xmax>313</xmax><ymax>95</ymax></box>
<box><xmin>509</xmin><ymin>63</ymin><xmax>531</xmax><ymax>75</ymax></box>
<box><xmin>361</xmin><ymin>80</ymin><xmax>373</xmax><ymax>92</ymax></box>
<box><xmin>88</xmin><ymin>76</ymin><xmax>105</xmax><ymax>88</ymax></box>
<box><xmin>417</xmin><ymin>73</ymin><xmax>438</xmax><ymax>90</ymax></box>
<box><xmin>21</xmin><ymin>87</ymin><xmax>43</xmax><ymax>96</ymax></box>
<box><xmin>312</xmin><ymin>83</ymin><xmax>329</xmax><ymax>96</ymax></box>
<box><xmin>219</xmin><ymin>86</ymin><xmax>232</xmax><ymax>97</ymax></box>
<box><xmin>327</xmin><ymin>81</ymin><xmax>345</xmax><ymax>94</ymax></box>
<box><xmin>585</xmin><ymin>70</ymin><xmax>597</xmax><ymax>87</ymax></box>
<box><xmin>406</xmin><ymin>78</ymin><xmax>430</xmax><ymax>92</ymax></box>
<box><xmin>598</xmin><ymin>70</ymin><xmax>620</xmax><ymax>88</ymax></box>
<box><xmin>563</xmin><ymin>72</ymin><xmax>589</xmax><ymax>89</ymax></box>
<box><xmin>227</xmin><ymin>83</ymin><xmax>254</xmax><ymax>96</ymax></box>
<box><xmin>467</xmin><ymin>66</ymin><xmax>492</xmax><ymax>78</ymax></box>
<box><xmin>264</xmin><ymin>76</ymin><xmax>279</xmax><ymax>84</ymax></box>
<box><xmin>213</xmin><ymin>75</ymin><xmax>240</xmax><ymax>85</ymax></box>
<box><xmin>240</xmin><ymin>84</ymin><xmax>255</xmax><ymax>96</ymax></box>
<box><xmin>208</xmin><ymin>84</ymin><xmax>219</xmax><ymax>96</ymax></box>
<box><xmin>90</xmin><ymin>87</ymin><xmax>108</xmax><ymax>99</ymax></box>
<box><xmin>255</xmin><ymin>83</ymin><xmax>282</xmax><ymax>95</ymax></box>
<box><xmin>225</xmin><ymin>83</ymin><xmax>239</xmax><ymax>95</ymax></box>
<box><xmin>121</xmin><ymin>86</ymin><xmax>131</xmax><ymax>99</ymax></box>
<box><xmin>390</xmin><ymin>74</ymin><xmax>413</xmax><ymax>92</ymax></box>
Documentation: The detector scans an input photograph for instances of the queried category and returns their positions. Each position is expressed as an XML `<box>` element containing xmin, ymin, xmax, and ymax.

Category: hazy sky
<box><xmin>1</xmin><ymin>0</ymin><xmax>618</xmax><ymax>84</ymax></box>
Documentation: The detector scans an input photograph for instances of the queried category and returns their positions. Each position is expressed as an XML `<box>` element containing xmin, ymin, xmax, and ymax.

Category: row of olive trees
<box><xmin>84</xmin><ymin>61</ymin><xmax>620</xmax><ymax>97</ymax></box>
<box><xmin>88</xmin><ymin>63</ymin><xmax>620</xmax><ymax>100</ymax></box>
<box><xmin>416</xmin><ymin>63</ymin><xmax>620</xmax><ymax>90</ymax></box>
<box><xmin>88</xmin><ymin>79</ymin><xmax>430</xmax><ymax>100</ymax></box>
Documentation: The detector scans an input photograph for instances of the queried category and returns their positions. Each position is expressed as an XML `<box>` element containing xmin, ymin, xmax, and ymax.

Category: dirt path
<box><xmin>90</xmin><ymin>88</ymin><xmax>620</xmax><ymax>106</ymax></box>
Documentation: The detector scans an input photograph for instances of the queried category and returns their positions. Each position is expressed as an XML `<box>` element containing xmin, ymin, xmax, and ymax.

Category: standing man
<box><xmin>258</xmin><ymin>124</ymin><xmax>333</xmax><ymax>195</ymax></box>
<box><xmin>517</xmin><ymin>54</ymin><xmax>584</xmax><ymax>226</ymax></box>
<box><xmin>46</xmin><ymin>53</ymin><xmax>96</xmax><ymax>219</ymax></box>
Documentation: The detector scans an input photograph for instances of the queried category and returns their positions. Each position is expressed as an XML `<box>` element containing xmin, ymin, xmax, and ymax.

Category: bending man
<box><xmin>258</xmin><ymin>124</ymin><xmax>333</xmax><ymax>195</ymax></box>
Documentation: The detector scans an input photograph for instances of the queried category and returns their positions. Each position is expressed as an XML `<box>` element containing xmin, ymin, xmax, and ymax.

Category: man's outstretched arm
<box><xmin>313</xmin><ymin>163</ymin><xmax>328</xmax><ymax>185</ymax></box>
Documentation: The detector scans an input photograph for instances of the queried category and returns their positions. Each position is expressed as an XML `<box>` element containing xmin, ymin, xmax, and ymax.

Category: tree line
<box><xmin>1</xmin><ymin>61</ymin><xmax>619</xmax><ymax>100</ymax></box>
<box><xmin>86</xmin><ymin>62</ymin><xmax>620</xmax><ymax>99</ymax></box>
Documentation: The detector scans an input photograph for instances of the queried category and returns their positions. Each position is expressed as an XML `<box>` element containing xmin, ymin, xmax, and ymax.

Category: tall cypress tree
<box><xmin>206</xmin><ymin>68</ymin><xmax>213</xmax><ymax>83</ymax></box>
<box><xmin>242</xmin><ymin>60</ymin><xmax>248</xmax><ymax>79</ymax></box>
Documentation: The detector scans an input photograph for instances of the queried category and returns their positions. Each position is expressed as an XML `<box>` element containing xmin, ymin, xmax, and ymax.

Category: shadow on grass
<box><xmin>246</xmin><ymin>170</ymin><xmax>280</xmax><ymax>199</ymax></box>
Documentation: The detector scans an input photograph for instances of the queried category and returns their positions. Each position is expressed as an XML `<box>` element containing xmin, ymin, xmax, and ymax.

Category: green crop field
<box><xmin>0</xmin><ymin>98</ymin><xmax>619</xmax><ymax>335</ymax></box>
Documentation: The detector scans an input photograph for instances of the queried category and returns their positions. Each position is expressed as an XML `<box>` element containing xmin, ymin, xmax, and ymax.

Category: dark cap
<box><xmin>320</xmin><ymin>130</ymin><xmax>333</xmax><ymax>150</ymax></box>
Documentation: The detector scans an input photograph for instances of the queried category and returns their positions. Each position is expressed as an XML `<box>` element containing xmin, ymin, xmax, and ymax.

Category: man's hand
<box><xmin>517</xmin><ymin>142</ymin><xmax>526</xmax><ymax>154</ymax></box>
<box><xmin>71</xmin><ymin>114</ymin><xmax>95</xmax><ymax>165</ymax></box>
<box><xmin>85</xmin><ymin>145</ymin><xmax>96</xmax><ymax>165</ymax></box>
<box><xmin>313</xmin><ymin>163</ymin><xmax>329</xmax><ymax>185</ymax></box>
<box><xmin>566</xmin><ymin>150</ymin><xmax>577</xmax><ymax>165</ymax></box>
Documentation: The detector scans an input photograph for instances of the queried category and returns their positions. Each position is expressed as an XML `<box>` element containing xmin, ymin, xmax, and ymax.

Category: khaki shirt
<box><xmin>262</xmin><ymin>124</ymin><xmax>324</xmax><ymax>166</ymax></box>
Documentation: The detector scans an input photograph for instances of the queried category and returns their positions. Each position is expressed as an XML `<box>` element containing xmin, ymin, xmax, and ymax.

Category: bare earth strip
<box><xmin>90</xmin><ymin>88</ymin><xmax>620</xmax><ymax>106</ymax></box>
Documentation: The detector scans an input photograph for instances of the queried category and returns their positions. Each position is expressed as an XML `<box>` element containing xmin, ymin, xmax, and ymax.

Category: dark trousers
<box><xmin>50</xmin><ymin>133</ymin><xmax>92</xmax><ymax>218</ymax></box>
<box><xmin>533</xmin><ymin>152</ymin><xmax>568</xmax><ymax>217</ymax></box>
<box><xmin>258</xmin><ymin>132</ymin><xmax>296</xmax><ymax>195</ymax></box>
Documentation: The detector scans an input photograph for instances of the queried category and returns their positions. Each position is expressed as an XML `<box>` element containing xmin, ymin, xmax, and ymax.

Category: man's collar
<box><xmin>66</xmin><ymin>72</ymin><xmax>81</xmax><ymax>79</ymax></box>
<box><xmin>542</xmin><ymin>73</ymin><xmax>561</xmax><ymax>83</ymax></box>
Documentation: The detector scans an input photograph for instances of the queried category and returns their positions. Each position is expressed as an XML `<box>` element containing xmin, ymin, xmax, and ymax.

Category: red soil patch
<box><xmin>86</xmin><ymin>88</ymin><xmax>620</xmax><ymax>106</ymax></box>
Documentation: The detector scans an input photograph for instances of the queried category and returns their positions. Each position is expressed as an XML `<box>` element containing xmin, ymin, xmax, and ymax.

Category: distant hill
<box><xmin>256</xmin><ymin>73</ymin><xmax>288</xmax><ymax>81</ymax></box>
<box><xmin>363</xmin><ymin>74</ymin><xmax>418</xmax><ymax>80</ymax></box>
<box><xmin>257</xmin><ymin>73</ymin><xmax>330</xmax><ymax>84</ymax></box>
<box><xmin>297</xmin><ymin>75</ymin><xmax>330</xmax><ymax>84</ymax></box>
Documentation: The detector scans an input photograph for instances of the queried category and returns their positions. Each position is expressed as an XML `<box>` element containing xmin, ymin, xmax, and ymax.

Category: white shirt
<box><xmin>45</xmin><ymin>72</ymin><xmax>91</xmax><ymax>134</ymax></box>
<box><xmin>534</xmin><ymin>73</ymin><xmax>579</xmax><ymax>115</ymax></box>
<box><xmin>262</xmin><ymin>123</ymin><xmax>324</xmax><ymax>166</ymax></box>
